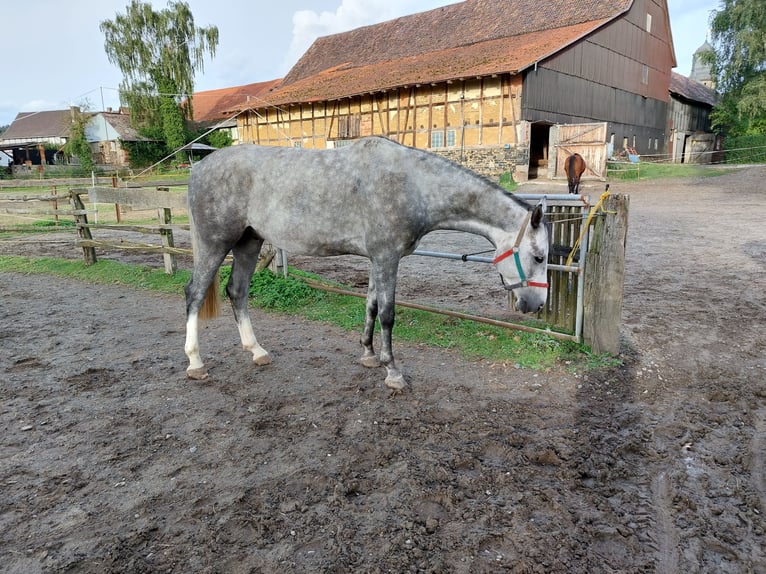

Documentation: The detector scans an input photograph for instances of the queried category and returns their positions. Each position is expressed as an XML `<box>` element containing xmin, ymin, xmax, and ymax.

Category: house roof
<box><xmin>0</xmin><ymin>110</ymin><xmax>75</xmax><ymax>141</ymax></box>
<box><xmin>254</xmin><ymin>0</ymin><xmax>634</xmax><ymax>107</ymax></box>
<box><xmin>669</xmin><ymin>72</ymin><xmax>717</xmax><ymax>107</ymax></box>
<box><xmin>97</xmin><ymin>111</ymin><xmax>144</xmax><ymax>141</ymax></box>
<box><xmin>191</xmin><ymin>80</ymin><xmax>282</xmax><ymax>123</ymax></box>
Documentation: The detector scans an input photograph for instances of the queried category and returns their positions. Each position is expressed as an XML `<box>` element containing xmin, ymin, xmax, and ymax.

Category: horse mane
<box><xmin>354</xmin><ymin>137</ymin><xmax>531</xmax><ymax>210</ymax></box>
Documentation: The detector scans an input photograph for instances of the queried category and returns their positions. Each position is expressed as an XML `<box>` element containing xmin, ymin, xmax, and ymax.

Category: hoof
<box><xmin>360</xmin><ymin>355</ymin><xmax>381</xmax><ymax>368</ymax></box>
<box><xmin>253</xmin><ymin>352</ymin><xmax>272</xmax><ymax>366</ymax></box>
<box><xmin>187</xmin><ymin>367</ymin><xmax>208</xmax><ymax>380</ymax></box>
<box><xmin>385</xmin><ymin>372</ymin><xmax>407</xmax><ymax>390</ymax></box>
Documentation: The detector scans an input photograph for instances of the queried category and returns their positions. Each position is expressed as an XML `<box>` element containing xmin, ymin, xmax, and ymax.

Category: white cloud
<box><xmin>284</xmin><ymin>0</ymin><xmax>456</xmax><ymax>73</ymax></box>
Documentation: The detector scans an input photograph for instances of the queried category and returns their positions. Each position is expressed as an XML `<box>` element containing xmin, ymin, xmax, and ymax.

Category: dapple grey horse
<box><xmin>184</xmin><ymin>137</ymin><xmax>549</xmax><ymax>389</ymax></box>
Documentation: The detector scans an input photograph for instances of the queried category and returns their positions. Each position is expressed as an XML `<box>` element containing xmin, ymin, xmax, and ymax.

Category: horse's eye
<box><xmin>534</xmin><ymin>256</ymin><xmax>545</xmax><ymax>264</ymax></box>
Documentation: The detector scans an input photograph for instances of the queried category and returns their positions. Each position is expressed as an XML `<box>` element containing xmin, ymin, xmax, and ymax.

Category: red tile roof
<box><xmin>255</xmin><ymin>0</ymin><xmax>632</xmax><ymax>107</ymax></box>
<box><xmin>190</xmin><ymin>80</ymin><xmax>282</xmax><ymax>122</ymax></box>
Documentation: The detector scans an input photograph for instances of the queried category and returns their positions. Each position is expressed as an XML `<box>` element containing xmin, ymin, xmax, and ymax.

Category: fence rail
<box><xmin>1</xmin><ymin>183</ymin><xmax>627</xmax><ymax>354</ymax></box>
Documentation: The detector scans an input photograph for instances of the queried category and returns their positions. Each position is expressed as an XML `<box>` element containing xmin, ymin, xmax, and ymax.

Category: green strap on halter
<box><xmin>513</xmin><ymin>250</ymin><xmax>527</xmax><ymax>283</ymax></box>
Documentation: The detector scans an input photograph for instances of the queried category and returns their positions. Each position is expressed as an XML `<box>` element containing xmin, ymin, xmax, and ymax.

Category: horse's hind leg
<box><xmin>185</xmin><ymin>251</ymin><xmax>228</xmax><ymax>380</ymax></box>
<box><xmin>228</xmin><ymin>235</ymin><xmax>271</xmax><ymax>366</ymax></box>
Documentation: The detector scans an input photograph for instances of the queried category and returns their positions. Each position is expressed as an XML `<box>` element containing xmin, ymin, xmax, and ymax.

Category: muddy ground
<box><xmin>1</xmin><ymin>167</ymin><xmax>765</xmax><ymax>573</ymax></box>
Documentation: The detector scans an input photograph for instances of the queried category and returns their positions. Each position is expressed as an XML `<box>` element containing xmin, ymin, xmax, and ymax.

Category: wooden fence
<box><xmin>0</xmin><ymin>184</ymin><xmax>628</xmax><ymax>354</ymax></box>
<box><xmin>70</xmin><ymin>187</ymin><xmax>191</xmax><ymax>274</ymax></box>
<box><xmin>0</xmin><ymin>188</ymin><xmax>73</xmax><ymax>232</ymax></box>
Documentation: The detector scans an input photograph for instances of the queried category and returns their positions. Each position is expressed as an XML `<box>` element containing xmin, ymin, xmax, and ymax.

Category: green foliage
<box><xmin>101</xmin><ymin>1</ymin><xmax>219</xmax><ymax>157</ymax></box>
<box><xmin>122</xmin><ymin>139</ymin><xmax>168</xmax><ymax>168</ymax></box>
<box><xmin>63</xmin><ymin>107</ymin><xmax>95</xmax><ymax>174</ymax></box>
<box><xmin>498</xmin><ymin>171</ymin><xmax>518</xmax><ymax>192</ymax></box>
<box><xmin>709</xmin><ymin>0</ymin><xmax>766</xmax><ymax>135</ymax></box>
<box><xmin>206</xmin><ymin>130</ymin><xmax>233</xmax><ymax>148</ymax></box>
<box><xmin>723</xmin><ymin>133</ymin><xmax>766</xmax><ymax>163</ymax></box>
<box><xmin>218</xmin><ymin>266</ymin><xmax>321</xmax><ymax>312</ymax></box>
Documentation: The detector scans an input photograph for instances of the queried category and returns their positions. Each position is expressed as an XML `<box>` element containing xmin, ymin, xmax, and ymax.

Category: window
<box><xmin>642</xmin><ymin>65</ymin><xmax>649</xmax><ymax>85</ymax></box>
<box><xmin>646</xmin><ymin>13</ymin><xmax>652</xmax><ymax>33</ymax></box>
<box><xmin>337</xmin><ymin>115</ymin><xmax>360</xmax><ymax>139</ymax></box>
<box><xmin>431</xmin><ymin>129</ymin><xmax>456</xmax><ymax>148</ymax></box>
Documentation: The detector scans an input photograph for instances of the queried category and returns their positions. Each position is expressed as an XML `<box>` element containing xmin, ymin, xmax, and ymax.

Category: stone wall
<box><xmin>433</xmin><ymin>144</ymin><xmax>530</xmax><ymax>181</ymax></box>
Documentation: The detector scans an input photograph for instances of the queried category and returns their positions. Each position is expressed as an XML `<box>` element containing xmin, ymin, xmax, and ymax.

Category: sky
<box><xmin>1</xmin><ymin>0</ymin><xmax>719</xmax><ymax>128</ymax></box>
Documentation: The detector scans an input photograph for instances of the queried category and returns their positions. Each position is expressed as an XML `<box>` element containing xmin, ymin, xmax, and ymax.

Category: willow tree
<box><xmin>708</xmin><ymin>0</ymin><xmax>766</xmax><ymax>135</ymax></box>
<box><xmin>100</xmin><ymin>1</ymin><xmax>218</xmax><ymax>155</ymax></box>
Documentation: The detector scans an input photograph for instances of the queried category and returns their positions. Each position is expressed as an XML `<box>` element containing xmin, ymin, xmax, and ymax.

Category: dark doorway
<box><xmin>528</xmin><ymin>122</ymin><xmax>551</xmax><ymax>180</ymax></box>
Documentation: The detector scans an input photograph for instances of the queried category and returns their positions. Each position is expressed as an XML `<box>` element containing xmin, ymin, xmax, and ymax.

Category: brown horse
<box><xmin>564</xmin><ymin>153</ymin><xmax>586</xmax><ymax>194</ymax></box>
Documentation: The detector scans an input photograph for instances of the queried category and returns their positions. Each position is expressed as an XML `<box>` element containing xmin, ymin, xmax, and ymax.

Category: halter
<box><xmin>492</xmin><ymin>210</ymin><xmax>549</xmax><ymax>291</ymax></box>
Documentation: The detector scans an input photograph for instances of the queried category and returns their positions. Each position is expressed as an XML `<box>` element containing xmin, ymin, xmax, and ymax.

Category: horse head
<box><xmin>493</xmin><ymin>199</ymin><xmax>549</xmax><ymax>314</ymax></box>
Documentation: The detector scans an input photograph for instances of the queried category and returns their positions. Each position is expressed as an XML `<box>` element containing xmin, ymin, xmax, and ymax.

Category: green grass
<box><xmin>607</xmin><ymin>161</ymin><xmax>730</xmax><ymax>181</ymax></box>
<box><xmin>0</xmin><ymin>255</ymin><xmax>616</xmax><ymax>372</ymax></box>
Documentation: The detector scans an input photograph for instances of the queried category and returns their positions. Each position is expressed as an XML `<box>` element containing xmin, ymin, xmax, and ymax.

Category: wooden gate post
<box><xmin>69</xmin><ymin>190</ymin><xmax>97</xmax><ymax>265</ymax></box>
<box><xmin>582</xmin><ymin>193</ymin><xmax>629</xmax><ymax>355</ymax></box>
<box><xmin>158</xmin><ymin>207</ymin><xmax>177</xmax><ymax>274</ymax></box>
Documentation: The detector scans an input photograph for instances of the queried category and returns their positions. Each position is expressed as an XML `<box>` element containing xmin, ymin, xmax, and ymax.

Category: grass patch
<box><xmin>0</xmin><ymin>256</ymin><xmax>189</xmax><ymax>294</ymax></box>
<box><xmin>607</xmin><ymin>161</ymin><xmax>730</xmax><ymax>181</ymax></box>
<box><xmin>0</xmin><ymin>255</ymin><xmax>617</xmax><ymax>372</ymax></box>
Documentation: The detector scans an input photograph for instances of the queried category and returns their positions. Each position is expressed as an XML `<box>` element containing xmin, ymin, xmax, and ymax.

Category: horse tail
<box><xmin>188</xmin><ymin>204</ymin><xmax>221</xmax><ymax>320</ymax></box>
<box><xmin>200</xmin><ymin>277</ymin><xmax>221</xmax><ymax>320</ymax></box>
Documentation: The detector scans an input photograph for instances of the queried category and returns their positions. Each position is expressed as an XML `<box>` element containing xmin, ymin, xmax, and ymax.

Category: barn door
<box><xmin>551</xmin><ymin>122</ymin><xmax>608</xmax><ymax>180</ymax></box>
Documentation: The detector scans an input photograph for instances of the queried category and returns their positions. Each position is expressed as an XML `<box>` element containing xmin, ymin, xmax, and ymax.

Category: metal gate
<box><xmin>413</xmin><ymin>192</ymin><xmax>593</xmax><ymax>342</ymax></box>
<box><xmin>551</xmin><ymin>122</ymin><xmax>608</xmax><ymax>180</ymax></box>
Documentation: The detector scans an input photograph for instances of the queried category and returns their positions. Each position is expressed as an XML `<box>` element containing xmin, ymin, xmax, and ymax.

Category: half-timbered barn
<box><xmin>236</xmin><ymin>0</ymin><xmax>676</xmax><ymax>181</ymax></box>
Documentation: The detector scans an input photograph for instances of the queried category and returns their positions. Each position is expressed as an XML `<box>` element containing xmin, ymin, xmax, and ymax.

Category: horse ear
<box><xmin>531</xmin><ymin>198</ymin><xmax>546</xmax><ymax>229</ymax></box>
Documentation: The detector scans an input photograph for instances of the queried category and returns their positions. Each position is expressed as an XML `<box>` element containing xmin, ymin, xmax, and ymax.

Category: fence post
<box><xmin>158</xmin><ymin>207</ymin><xmax>177</xmax><ymax>274</ymax></box>
<box><xmin>70</xmin><ymin>190</ymin><xmax>97</xmax><ymax>265</ymax></box>
<box><xmin>582</xmin><ymin>193</ymin><xmax>629</xmax><ymax>354</ymax></box>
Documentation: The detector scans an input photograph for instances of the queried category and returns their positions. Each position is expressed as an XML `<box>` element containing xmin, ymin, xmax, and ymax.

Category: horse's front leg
<box><xmin>359</xmin><ymin>278</ymin><xmax>381</xmax><ymax>368</ymax></box>
<box><xmin>361</xmin><ymin>261</ymin><xmax>405</xmax><ymax>390</ymax></box>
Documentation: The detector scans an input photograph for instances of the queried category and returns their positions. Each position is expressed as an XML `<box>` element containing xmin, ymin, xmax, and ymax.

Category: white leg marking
<box><xmin>184</xmin><ymin>312</ymin><xmax>207</xmax><ymax>379</ymax></box>
<box><xmin>237</xmin><ymin>316</ymin><xmax>271</xmax><ymax>366</ymax></box>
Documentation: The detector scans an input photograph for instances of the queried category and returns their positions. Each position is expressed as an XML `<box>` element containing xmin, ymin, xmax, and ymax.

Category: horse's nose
<box><xmin>515</xmin><ymin>298</ymin><xmax>544</xmax><ymax>314</ymax></box>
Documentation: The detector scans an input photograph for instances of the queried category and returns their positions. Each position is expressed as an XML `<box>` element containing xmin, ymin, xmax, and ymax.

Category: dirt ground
<box><xmin>1</xmin><ymin>167</ymin><xmax>765</xmax><ymax>573</ymax></box>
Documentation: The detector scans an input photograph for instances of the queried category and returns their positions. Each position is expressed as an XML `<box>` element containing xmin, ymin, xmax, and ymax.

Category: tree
<box><xmin>64</xmin><ymin>106</ymin><xmax>95</xmax><ymax>174</ymax></box>
<box><xmin>708</xmin><ymin>0</ymin><xmax>766</xmax><ymax>135</ymax></box>
<box><xmin>100</xmin><ymin>1</ymin><xmax>218</xmax><ymax>155</ymax></box>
